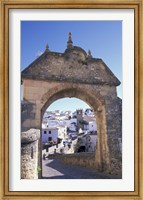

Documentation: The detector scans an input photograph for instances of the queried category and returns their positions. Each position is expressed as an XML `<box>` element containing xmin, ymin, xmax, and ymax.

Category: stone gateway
<box><xmin>21</xmin><ymin>33</ymin><xmax>122</xmax><ymax>177</ymax></box>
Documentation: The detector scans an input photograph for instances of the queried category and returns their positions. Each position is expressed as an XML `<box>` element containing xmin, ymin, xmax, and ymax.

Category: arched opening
<box><xmin>41</xmin><ymin>88</ymin><xmax>103</xmax><ymax>117</ymax></box>
<box><xmin>40</xmin><ymin>88</ymin><xmax>110</xmax><ymax>179</ymax></box>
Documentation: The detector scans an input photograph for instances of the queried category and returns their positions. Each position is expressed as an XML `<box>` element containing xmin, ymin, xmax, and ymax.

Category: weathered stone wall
<box><xmin>61</xmin><ymin>153</ymin><xmax>96</xmax><ymax>169</ymax></box>
<box><xmin>48</xmin><ymin>152</ymin><xmax>95</xmax><ymax>168</ymax></box>
<box><xmin>21</xmin><ymin>129</ymin><xmax>40</xmax><ymax>179</ymax></box>
<box><xmin>105</xmin><ymin>96</ymin><xmax>122</xmax><ymax>174</ymax></box>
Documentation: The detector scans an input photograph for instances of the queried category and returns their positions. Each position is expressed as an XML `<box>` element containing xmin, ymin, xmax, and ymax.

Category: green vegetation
<box><xmin>37</xmin><ymin>165</ymin><xmax>42</xmax><ymax>173</ymax></box>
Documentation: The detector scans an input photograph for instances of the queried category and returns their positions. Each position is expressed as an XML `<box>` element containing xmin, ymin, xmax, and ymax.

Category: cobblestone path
<box><xmin>42</xmin><ymin>158</ymin><xmax>119</xmax><ymax>179</ymax></box>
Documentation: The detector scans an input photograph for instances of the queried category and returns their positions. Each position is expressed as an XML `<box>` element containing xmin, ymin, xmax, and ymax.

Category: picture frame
<box><xmin>0</xmin><ymin>0</ymin><xmax>142</xmax><ymax>199</ymax></box>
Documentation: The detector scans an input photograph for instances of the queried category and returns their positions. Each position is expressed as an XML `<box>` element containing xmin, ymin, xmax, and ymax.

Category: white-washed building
<box><xmin>47</xmin><ymin>120</ymin><xmax>60</xmax><ymax>127</ymax></box>
<box><xmin>42</xmin><ymin>124</ymin><xmax>67</xmax><ymax>144</ymax></box>
<box><xmin>42</xmin><ymin>127</ymin><xmax>58</xmax><ymax>143</ymax></box>
<box><xmin>83</xmin><ymin>115</ymin><xmax>97</xmax><ymax>133</ymax></box>
<box><xmin>57</xmin><ymin>125</ymin><xmax>67</xmax><ymax>140</ymax></box>
<box><xmin>89</xmin><ymin>121</ymin><xmax>97</xmax><ymax>132</ymax></box>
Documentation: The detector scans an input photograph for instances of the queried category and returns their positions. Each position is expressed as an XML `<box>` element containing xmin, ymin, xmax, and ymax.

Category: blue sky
<box><xmin>21</xmin><ymin>21</ymin><xmax>122</xmax><ymax>112</ymax></box>
<box><xmin>48</xmin><ymin>97</ymin><xmax>90</xmax><ymax>112</ymax></box>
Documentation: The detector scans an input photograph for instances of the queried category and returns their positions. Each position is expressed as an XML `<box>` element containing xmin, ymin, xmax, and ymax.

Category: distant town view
<box><xmin>41</xmin><ymin>98</ymin><xmax>101</xmax><ymax>178</ymax></box>
<box><xmin>42</xmin><ymin>108</ymin><xmax>96</xmax><ymax>154</ymax></box>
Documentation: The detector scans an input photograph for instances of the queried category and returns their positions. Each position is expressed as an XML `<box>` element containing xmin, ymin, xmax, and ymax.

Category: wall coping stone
<box><xmin>21</xmin><ymin>129</ymin><xmax>40</xmax><ymax>144</ymax></box>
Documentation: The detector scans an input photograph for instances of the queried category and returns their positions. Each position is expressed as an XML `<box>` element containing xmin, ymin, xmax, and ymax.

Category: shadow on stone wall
<box><xmin>21</xmin><ymin>99</ymin><xmax>36</xmax><ymax>131</ymax></box>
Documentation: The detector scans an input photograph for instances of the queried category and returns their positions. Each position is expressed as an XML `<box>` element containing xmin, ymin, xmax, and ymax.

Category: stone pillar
<box><xmin>95</xmin><ymin>97</ymin><xmax>122</xmax><ymax>176</ymax></box>
<box><xmin>21</xmin><ymin>129</ymin><xmax>40</xmax><ymax>179</ymax></box>
<box><xmin>105</xmin><ymin>96</ymin><xmax>122</xmax><ymax>175</ymax></box>
<box><xmin>95</xmin><ymin>105</ymin><xmax>110</xmax><ymax>173</ymax></box>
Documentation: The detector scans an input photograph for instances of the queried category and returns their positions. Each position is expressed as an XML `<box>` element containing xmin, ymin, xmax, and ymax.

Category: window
<box><xmin>48</xmin><ymin>137</ymin><xmax>52</xmax><ymax>141</ymax></box>
<box><xmin>49</xmin><ymin>131</ymin><xmax>51</xmax><ymax>134</ymax></box>
<box><xmin>44</xmin><ymin>130</ymin><xmax>47</xmax><ymax>134</ymax></box>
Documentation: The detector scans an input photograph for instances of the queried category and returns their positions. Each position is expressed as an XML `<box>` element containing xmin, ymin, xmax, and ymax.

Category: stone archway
<box><xmin>40</xmin><ymin>86</ymin><xmax>109</xmax><ymax>172</ymax></box>
<box><xmin>21</xmin><ymin>33</ymin><xmax>122</xmax><ymax>176</ymax></box>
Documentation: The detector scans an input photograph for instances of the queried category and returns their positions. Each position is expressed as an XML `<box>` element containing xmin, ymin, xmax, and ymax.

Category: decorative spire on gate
<box><xmin>67</xmin><ymin>32</ymin><xmax>73</xmax><ymax>49</ymax></box>
<box><xmin>45</xmin><ymin>43</ymin><xmax>50</xmax><ymax>52</ymax></box>
<box><xmin>87</xmin><ymin>49</ymin><xmax>92</xmax><ymax>58</ymax></box>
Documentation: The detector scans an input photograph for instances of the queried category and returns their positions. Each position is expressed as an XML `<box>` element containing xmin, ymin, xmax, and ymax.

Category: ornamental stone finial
<box><xmin>67</xmin><ymin>32</ymin><xmax>73</xmax><ymax>49</ymax></box>
<box><xmin>45</xmin><ymin>43</ymin><xmax>49</xmax><ymax>52</ymax></box>
<box><xmin>88</xmin><ymin>49</ymin><xmax>92</xmax><ymax>58</ymax></box>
